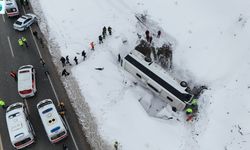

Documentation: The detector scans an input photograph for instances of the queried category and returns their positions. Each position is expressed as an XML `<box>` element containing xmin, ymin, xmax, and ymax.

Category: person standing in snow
<box><xmin>145</xmin><ymin>30</ymin><xmax>150</xmax><ymax>42</ymax></box>
<box><xmin>82</xmin><ymin>50</ymin><xmax>86</xmax><ymax>60</ymax></box>
<box><xmin>103</xmin><ymin>26</ymin><xmax>107</xmax><ymax>36</ymax></box>
<box><xmin>108</xmin><ymin>26</ymin><xmax>112</xmax><ymax>35</ymax></box>
<box><xmin>114</xmin><ymin>141</ymin><xmax>118</xmax><ymax>150</ymax></box>
<box><xmin>149</xmin><ymin>36</ymin><xmax>153</xmax><ymax>44</ymax></box>
<box><xmin>65</xmin><ymin>56</ymin><xmax>72</xmax><ymax>66</ymax></box>
<box><xmin>102</xmin><ymin>30</ymin><xmax>106</xmax><ymax>39</ymax></box>
<box><xmin>60</xmin><ymin>57</ymin><xmax>66</xmax><ymax>67</ymax></box>
<box><xmin>62</xmin><ymin>69</ymin><xmax>70</xmax><ymax>76</ymax></box>
<box><xmin>90</xmin><ymin>42</ymin><xmax>95</xmax><ymax>50</ymax></box>
<box><xmin>74</xmin><ymin>56</ymin><xmax>78</xmax><ymax>65</ymax></box>
<box><xmin>99</xmin><ymin>35</ymin><xmax>103</xmax><ymax>44</ymax></box>
<box><xmin>157</xmin><ymin>30</ymin><xmax>161</xmax><ymax>38</ymax></box>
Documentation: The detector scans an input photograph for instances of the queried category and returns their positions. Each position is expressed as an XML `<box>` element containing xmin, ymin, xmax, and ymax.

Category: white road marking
<box><xmin>46</xmin><ymin>73</ymin><xmax>79</xmax><ymax>150</ymax></box>
<box><xmin>29</xmin><ymin>27</ymin><xmax>42</xmax><ymax>58</ymax></box>
<box><xmin>7</xmin><ymin>36</ymin><xmax>15</xmax><ymax>57</ymax></box>
<box><xmin>1</xmin><ymin>15</ymin><xmax>5</xmax><ymax>23</ymax></box>
<box><xmin>22</xmin><ymin>6</ymin><xmax>79</xmax><ymax>150</ymax></box>
<box><xmin>0</xmin><ymin>134</ymin><xmax>3</xmax><ymax>150</ymax></box>
<box><xmin>24</xmin><ymin>99</ymin><xmax>30</xmax><ymax>114</ymax></box>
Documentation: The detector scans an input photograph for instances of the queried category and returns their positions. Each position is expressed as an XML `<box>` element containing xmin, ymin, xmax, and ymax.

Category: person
<box><xmin>62</xmin><ymin>69</ymin><xmax>70</xmax><ymax>76</ymax></box>
<box><xmin>20</xmin><ymin>0</ymin><xmax>24</xmax><ymax>6</ymax></box>
<box><xmin>18</xmin><ymin>39</ymin><xmax>24</xmax><ymax>47</ymax></box>
<box><xmin>145</xmin><ymin>30</ymin><xmax>150</xmax><ymax>36</ymax></box>
<box><xmin>103</xmin><ymin>26</ymin><xmax>107</xmax><ymax>36</ymax></box>
<box><xmin>102</xmin><ymin>30</ymin><xmax>106</xmax><ymax>39</ymax></box>
<box><xmin>58</xmin><ymin>102</ymin><xmax>66</xmax><ymax>116</ymax></box>
<box><xmin>22</xmin><ymin>37</ymin><xmax>28</xmax><ymax>47</ymax></box>
<box><xmin>114</xmin><ymin>141</ymin><xmax>118</xmax><ymax>150</ymax></box>
<box><xmin>118</xmin><ymin>54</ymin><xmax>121</xmax><ymax>62</ymax></box>
<box><xmin>10</xmin><ymin>71</ymin><xmax>17</xmax><ymax>81</ymax></box>
<box><xmin>65</xmin><ymin>56</ymin><xmax>71</xmax><ymax>66</ymax></box>
<box><xmin>191</xmin><ymin>99</ymin><xmax>198</xmax><ymax>113</ymax></box>
<box><xmin>74</xmin><ymin>56</ymin><xmax>78</xmax><ymax>65</ymax></box>
<box><xmin>63</xmin><ymin>144</ymin><xmax>68</xmax><ymax>150</ymax></box>
<box><xmin>60</xmin><ymin>57</ymin><xmax>66</xmax><ymax>67</ymax></box>
<box><xmin>33</xmin><ymin>30</ymin><xmax>38</xmax><ymax>39</ymax></box>
<box><xmin>40</xmin><ymin>58</ymin><xmax>45</xmax><ymax>67</ymax></box>
<box><xmin>99</xmin><ymin>35</ymin><xmax>103</xmax><ymax>44</ymax></box>
<box><xmin>149</xmin><ymin>36</ymin><xmax>153</xmax><ymax>44</ymax></box>
<box><xmin>157</xmin><ymin>30</ymin><xmax>161</xmax><ymax>38</ymax></box>
<box><xmin>82</xmin><ymin>50</ymin><xmax>86</xmax><ymax>60</ymax></box>
<box><xmin>108</xmin><ymin>26</ymin><xmax>112</xmax><ymax>35</ymax></box>
<box><xmin>0</xmin><ymin>99</ymin><xmax>7</xmax><ymax>109</ymax></box>
<box><xmin>145</xmin><ymin>30</ymin><xmax>150</xmax><ymax>42</ymax></box>
<box><xmin>90</xmin><ymin>42</ymin><xmax>95</xmax><ymax>50</ymax></box>
<box><xmin>185</xmin><ymin>108</ymin><xmax>193</xmax><ymax>115</ymax></box>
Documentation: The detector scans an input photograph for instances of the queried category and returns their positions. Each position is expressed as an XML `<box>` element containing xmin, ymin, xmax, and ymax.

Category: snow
<box><xmin>30</xmin><ymin>0</ymin><xmax>250</xmax><ymax>149</ymax></box>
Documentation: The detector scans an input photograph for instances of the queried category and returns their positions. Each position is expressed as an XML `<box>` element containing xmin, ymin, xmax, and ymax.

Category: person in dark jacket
<box><xmin>74</xmin><ymin>56</ymin><xmax>78</xmax><ymax>65</ymax></box>
<box><xmin>103</xmin><ymin>26</ymin><xmax>107</xmax><ymax>36</ymax></box>
<box><xmin>108</xmin><ymin>26</ymin><xmax>112</xmax><ymax>35</ymax></box>
<box><xmin>82</xmin><ymin>50</ymin><xmax>86</xmax><ymax>60</ymax></box>
<box><xmin>60</xmin><ymin>57</ymin><xmax>66</xmax><ymax>67</ymax></box>
<box><xmin>65</xmin><ymin>56</ymin><xmax>72</xmax><ymax>66</ymax></box>
<box><xmin>62</xmin><ymin>69</ymin><xmax>70</xmax><ymax>76</ymax></box>
<box><xmin>99</xmin><ymin>35</ymin><xmax>103</xmax><ymax>44</ymax></box>
<box><xmin>157</xmin><ymin>30</ymin><xmax>161</xmax><ymax>38</ymax></box>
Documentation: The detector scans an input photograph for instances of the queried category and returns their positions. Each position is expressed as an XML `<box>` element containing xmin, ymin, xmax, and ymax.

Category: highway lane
<box><xmin>0</xmin><ymin>4</ymin><xmax>91</xmax><ymax>150</ymax></box>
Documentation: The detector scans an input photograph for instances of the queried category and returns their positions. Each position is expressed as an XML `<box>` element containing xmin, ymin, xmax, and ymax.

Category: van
<box><xmin>17</xmin><ymin>65</ymin><xmax>37</xmax><ymax>98</ymax></box>
<box><xmin>5</xmin><ymin>0</ymin><xmax>19</xmax><ymax>17</ymax></box>
<box><xmin>6</xmin><ymin>102</ymin><xmax>35</xmax><ymax>149</ymax></box>
<box><xmin>37</xmin><ymin>99</ymin><xmax>68</xmax><ymax>143</ymax></box>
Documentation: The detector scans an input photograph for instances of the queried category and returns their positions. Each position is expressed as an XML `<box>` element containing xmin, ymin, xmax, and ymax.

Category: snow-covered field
<box><xmin>31</xmin><ymin>0</ymin><xmax>250</xmax><ymax>149</ymax></box>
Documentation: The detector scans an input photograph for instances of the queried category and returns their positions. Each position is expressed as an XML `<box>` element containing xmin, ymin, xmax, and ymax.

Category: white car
<box><xmin>17</xmin><ymin>65</ymin><xmax>37</xmax><ymax>98</ymax></box>
<box><xmin>13</xmin><ymin>13</ymin><xmax>37</xmax><ymax>31</ymax></box>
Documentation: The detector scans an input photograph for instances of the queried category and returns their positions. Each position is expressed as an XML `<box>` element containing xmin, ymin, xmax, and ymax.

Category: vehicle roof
<box><xmin>6</xmin><ymin>104</ymin><xmax>30</xmax><ymax>143</ymax></box>
<box><xmin>125</xmin><ymin>50</ymin><xmax>193</xmax><ymax>102</ymax></box>
<box><xmin>18</xmin><ymin>65</ymin><xmax>33</xmax><ymax>91</ymax></box>
<box><xmin>37</xmin><ymin>99</ymin><xmax>66</xmax><ymax>137</ymax></box>
<box><xmin>5</xmin><ymin>0</ymin><xmax>18</xmax><ymax>9</ymax></box>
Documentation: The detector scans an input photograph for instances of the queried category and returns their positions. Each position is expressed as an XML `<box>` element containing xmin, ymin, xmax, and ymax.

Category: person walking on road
<box><xmin>10</xmin><ymin>71</ymin><xmax>17</xmax><ymax>81</ymax></box>
<box><xmin>40</xmin><ymin>58</ymin><xmax>45</xmax><ymax>67</ymax></box>
<box><xmin>74</xmin><ymin>56</ymin><xmax>78</xmax><ymax>65</ymax></box>
<box><xmin>0</xmin><ymin>99</ymin><xmax>7</xmax><ymax>109</ymax></box>
<box><xmin>22</xmin><ymin>37</ymin><xmax>28</xmax><ymax>48</ymax></box>
<box><xmin>60</xmin><ymin>57</ymin><xmax>66</xmax><ymax>67</ymax></box>
<box><xmin>82</xmin><ymin>50</ymin><xmax>86</xmax><ymax>60</ymax></box>
<box><xmin>33</xmin><ymin>31</ymin><xmax>38</xmax><ymax>39</ymax></box>
<box><xmin>108</xmin><ymin>26</ymin><xmax>112</xmax><ymax>35</ymax></box>
<box><xmin>18</xmin><ymin>39</ymin><xmax>24</xmax><ymax>47</ymax></box>
<box><xmin>62</xmin><ymin>69</ymin><xmax>70</xmax><ymax>76</ymax></box>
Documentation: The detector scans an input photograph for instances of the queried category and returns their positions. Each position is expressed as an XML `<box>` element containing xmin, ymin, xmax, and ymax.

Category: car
<box><xmin>13</xmin><ymin>13</ymin><xmax>37</xmax><ymax>31</ymax></box>
<box><xmin>5</xmin><ymin>0</ymin><xmax>19</xmax><ymax>17</ymax></box>
<box><xmin>17</xmin><ymin>65</ymin><xmax>37</xmax><ymax>98</ymax></box>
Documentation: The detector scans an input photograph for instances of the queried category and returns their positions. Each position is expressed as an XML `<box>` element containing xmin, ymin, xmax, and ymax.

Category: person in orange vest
<box><xmin>90</xmin><ymin>42</ymin><xmax>95</xmax><ymax>50</ymax></box>
<box><xmin>10</xmin><ymin>71</ymin><xmax>17</xmax><ymax>81</ymax></box>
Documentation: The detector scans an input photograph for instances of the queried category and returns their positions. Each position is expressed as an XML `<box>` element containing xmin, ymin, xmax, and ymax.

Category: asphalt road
<box><xmin>0</xmin><ymin>4</ymin><xmax>91</xmax><ymax>150</ymax></box>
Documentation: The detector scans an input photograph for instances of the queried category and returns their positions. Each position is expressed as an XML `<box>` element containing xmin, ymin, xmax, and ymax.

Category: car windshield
<box><xmin>15</xmin><ymin>21</ymin><xmax>22</xmax><ymax>25</ymax></box>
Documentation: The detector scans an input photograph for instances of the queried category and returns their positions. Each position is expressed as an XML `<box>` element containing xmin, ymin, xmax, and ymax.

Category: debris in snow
<box><xmin>95</xmin><ymin>67</ymin><xmax>104</xmax><ymax>70</ymax></box>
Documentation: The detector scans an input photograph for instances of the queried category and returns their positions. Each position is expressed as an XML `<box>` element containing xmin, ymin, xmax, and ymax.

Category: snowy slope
<box><xmin>31</xmin><ymin>0</ymin><xmax>250</xmax><ymax>149</ymax></box>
